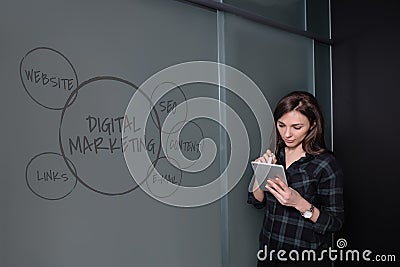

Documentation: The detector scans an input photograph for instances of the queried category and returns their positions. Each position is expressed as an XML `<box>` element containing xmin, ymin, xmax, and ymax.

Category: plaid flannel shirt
<box><xmin>248</xmin><ymin>148</ymin><xmax>344</xmax><ymax>253</ymax></box>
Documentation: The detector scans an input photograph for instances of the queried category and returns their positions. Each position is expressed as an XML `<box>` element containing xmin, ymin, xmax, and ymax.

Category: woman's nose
<box><xmin>284</xmin><ymin>128</ymin><xmax>292</xmax><ymax>137</ymax></box>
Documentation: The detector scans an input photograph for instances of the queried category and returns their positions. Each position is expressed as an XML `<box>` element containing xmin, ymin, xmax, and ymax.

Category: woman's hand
<box><xmin>265</xmin><ymin>178</ymin><xmax>319</xmax><ymax>222</ymax></box>
<box><xmin>251</xmin><ymin>149</ymin><xmax>276</xmax><ymax>203</ymax></box>
<box><xmin>251</xmin><ymin>178</ymin><xmax>265</xmax><ymax>203</ymax></box>
<box><xmin>265</xmin><ymin>177</ymin><xmax>303</xmax><ymax>208</ymax></box>
<box><xmin>254</xmin><ymin>149</ymin><xmax>277</xmax><ymax>164</ymax></box>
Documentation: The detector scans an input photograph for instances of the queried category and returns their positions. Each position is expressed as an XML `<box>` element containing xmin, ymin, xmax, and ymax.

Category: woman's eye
<box><xmin>293</xmin><ymin>127</ymin><xmax>302</xmax><ymax>130</ymax></box>
<box><xmin>278</xmin><ymin>124</ymin><xmax>285</xmax><ymax>128</ymax></box>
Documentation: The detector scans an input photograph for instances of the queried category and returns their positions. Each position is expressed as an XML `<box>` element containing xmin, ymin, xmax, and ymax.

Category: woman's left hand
<box><xmin>265</xmin><ymin>177</ymin><xmax>303</xmax><ymax>208</ymax></box>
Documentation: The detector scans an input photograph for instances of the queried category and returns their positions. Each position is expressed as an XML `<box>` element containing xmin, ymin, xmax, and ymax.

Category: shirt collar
<box><xmin>277</xmin><ymin>147</ymin><xmax>314</xmax><ymax>165</ymax></box>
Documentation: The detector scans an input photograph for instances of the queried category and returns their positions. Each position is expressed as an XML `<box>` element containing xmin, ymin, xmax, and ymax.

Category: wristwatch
<box><xmin>301</xmin><ymin>204</ymin><xmax>314</xmax><ymax>219</ymax></box>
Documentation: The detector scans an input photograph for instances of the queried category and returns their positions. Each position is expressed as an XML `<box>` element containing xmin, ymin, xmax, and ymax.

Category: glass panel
<box><xmin>307</xmin><ymin>0</ymin><xmax>331</xmax><ymax>39</ymax></box>
<box><xmin>314</xmin><ymin>42</ymin><xmax>332</xmax><ymax>150</ymax></box>
<box><xmin>224</xmin><ymin>0</ymin><xmax>306</xmax><ymax>30</ymax></box>
<box><xmin>0</xmin><ymin>1</ymin><xmax>221</xmax><ymax>267</ymax></box>
<box><xmin>223</xmin><ymin>13</ymin><xmax>314</xmax><ymax>267</ymax></box>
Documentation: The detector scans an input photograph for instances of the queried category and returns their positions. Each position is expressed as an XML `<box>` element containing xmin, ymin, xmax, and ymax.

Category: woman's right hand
<box><xmin>254</xmin><ymin>149</ymin><xmax>277</xmax><ymax>164</ymax></box>
<box><xmin>252</xmin><ymin>149</ymin><xmax>276</xmax><ymax>202</ymax></box>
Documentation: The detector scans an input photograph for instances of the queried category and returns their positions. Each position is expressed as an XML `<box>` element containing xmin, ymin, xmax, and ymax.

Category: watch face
<box><xmin>303</xmin><ymin>210</ymin><xmax>312</xmax><ymax>218</ymax></box>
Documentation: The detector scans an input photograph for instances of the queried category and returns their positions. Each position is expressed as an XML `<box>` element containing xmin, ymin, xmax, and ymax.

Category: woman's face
<box><xmin>277</xmin><ymin>110</ymin><xmax>311</xmax><ymax>149</ymax></box>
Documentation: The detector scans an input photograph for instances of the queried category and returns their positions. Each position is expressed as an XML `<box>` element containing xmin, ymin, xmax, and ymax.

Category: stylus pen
<box><xmin>267</xmin><ymin>154</ymin><xmax>274</xmax><ymax>164</ymax></box>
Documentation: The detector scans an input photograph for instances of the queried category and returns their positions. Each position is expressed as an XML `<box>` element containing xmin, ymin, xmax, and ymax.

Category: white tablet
<box><xmin>250</xmin><ymin>161</ymin><xmax>287</xmax><ymax>191</ymax></box>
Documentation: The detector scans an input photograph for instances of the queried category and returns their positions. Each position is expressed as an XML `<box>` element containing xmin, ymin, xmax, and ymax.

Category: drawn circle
<box><xmin>146</xmin><ymin>156</ymin><xmax>183</xmax><ymax>198</ymax></box>
<box><xmin>161</xmin><ymin>98</ymin><xmax>227</xmax><ymax>175</ymax></box>
<box><xmin>149</xmin><ymin>82</ymin><xmax>188</xmax><ymax>134</ymax></box>
<box><xmin>123</xmin><ymin>61</ymin><xmax>275</xmax><ymax>207</ymax></box>
<box><xmin>25</xmin><ymin>152</ymin><xmax>78</xmax><ymax>200</ymax></box>
<box><xmin>165</xmin><ymin>120</ymin><xmax>204</xmax><ymax>170</ymax></box>
<box><xmin>336</xmin><ymin>238</ymin><xmax>348</xmax><ymax>249</ymax></box>
<box><xmin>20</xmin><ymin>47</ymin><xmax>79</xmax><ymax>110</ymax></box>
<box><xmin>59</xmin><ymin>76</ymin><xmax>162</xmax><ymax>196</ymax></box>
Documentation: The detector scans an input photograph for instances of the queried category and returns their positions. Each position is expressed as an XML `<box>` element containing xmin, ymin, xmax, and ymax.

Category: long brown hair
<box><xmin>273</xmin><ymin>91</ymin><xmax>327</xmax><ymax>155</ymax></box>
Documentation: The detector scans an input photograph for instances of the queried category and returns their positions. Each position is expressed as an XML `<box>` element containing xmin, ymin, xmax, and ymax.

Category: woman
<box><xmin>248</xmin><ymin>91</ymin><xmax>344</xmax><ymax>267</ymax></box>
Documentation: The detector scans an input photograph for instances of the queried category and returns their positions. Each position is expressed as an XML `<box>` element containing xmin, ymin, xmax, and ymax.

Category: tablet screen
<box><xmin>249</xmin><ymin>161</ymin><xmax>287</xmax><ymax>192</ymax></box>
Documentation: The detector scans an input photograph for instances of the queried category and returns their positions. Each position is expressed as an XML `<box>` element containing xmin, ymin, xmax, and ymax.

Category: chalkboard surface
<box><xmin>2</xmin><ymin>1</ymin><xmax>225</xmax><ymax>266</ymax></box>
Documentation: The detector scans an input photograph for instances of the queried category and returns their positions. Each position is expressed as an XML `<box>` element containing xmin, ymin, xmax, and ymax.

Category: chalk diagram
<box><xmin>21</xmin><ymin>47</ymin><xmax>205</xmax><ymax>201</ymax></box>
<box><xmin>20</xmin><ymin>47</ymin><xmax>275</xmax><ymax>207</ymax></box>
